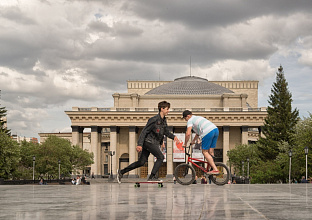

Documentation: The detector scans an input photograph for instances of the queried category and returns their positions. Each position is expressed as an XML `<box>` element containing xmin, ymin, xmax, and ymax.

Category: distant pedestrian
<box><xmin>192</xmin><ymin>176</ymin><xmax>198</xmax><ymax>184</ymax></box>
<box><xmin>76</xmin><ymin>175</ymin><xmax>81</xmax><ymax>185</ymax></box>
<box><xmin>201</xmin><ymin>176</ymin><xmax>207</xmax><ymax>184</ymax></box>
<box><xmin>301</xmin><ymin>176</ymin><xmax>308</xmax><ymax>183</ymax></box>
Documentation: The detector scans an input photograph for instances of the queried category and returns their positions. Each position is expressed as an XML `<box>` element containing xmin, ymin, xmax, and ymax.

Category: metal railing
<box><xmin>75</xmin><ymin>107</ymin><xmax>264</xmax><ymax>112</ymax></box>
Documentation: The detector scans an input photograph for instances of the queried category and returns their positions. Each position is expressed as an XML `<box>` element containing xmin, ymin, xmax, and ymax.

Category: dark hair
<box><xmin>182</xmin><ymin>110</ymin><xmax>192</xmax><ymax>118</ymax></box>
<box><xmin>158</xmin><ymin>101</ymin><xmax>171</xmax><ymax>112</ymax></box>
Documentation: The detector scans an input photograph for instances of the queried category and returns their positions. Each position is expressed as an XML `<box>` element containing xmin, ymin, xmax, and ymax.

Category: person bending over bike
<box><xmin>117</xmin><ymin>101</ymin><xmax>180</xmax><ymax>183</ymax></box>
<box><xmin>182</xmin><ymin>110</ymin><xmax>219</xmax><ymax>175</ymax></box>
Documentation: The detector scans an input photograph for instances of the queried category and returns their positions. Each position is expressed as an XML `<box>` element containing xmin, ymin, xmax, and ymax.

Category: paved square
<box><xmin>0</xmin><ymin>182</ymin><xmax>311</xmax><ymax>219</ymax></box>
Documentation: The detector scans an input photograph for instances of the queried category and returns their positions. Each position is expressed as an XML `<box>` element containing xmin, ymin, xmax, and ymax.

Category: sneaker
<box><xmin>207</xmin><ymin>170</ymin><xmax>220</xmax><ymax>175</ymax></box>
<box><xmin>147</xmin><ymin>175</ymin><xmax>163</xmax><ymax>182</ymax></box>
<box><xmin>117</xmin><ymin>169</ymin><xmax>123</xmax><ymax>184</ymax></box>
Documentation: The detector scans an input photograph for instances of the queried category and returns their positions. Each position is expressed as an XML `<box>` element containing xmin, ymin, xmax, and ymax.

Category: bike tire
<box><xmin>210</xmin><ymin>162</ymin><xmax>230</xmax><ymax>186</ymax></box>
<box><xmin>174</xmin><ymin>163</ymin><xmax>196</xmax><ymax>185</ymax></box>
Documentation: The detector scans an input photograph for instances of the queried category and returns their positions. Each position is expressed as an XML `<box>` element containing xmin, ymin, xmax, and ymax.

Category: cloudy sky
<box><xmin>1</xmin><ymin>0</ymin><xmax>312</xmax><ymax>140</ymax></box>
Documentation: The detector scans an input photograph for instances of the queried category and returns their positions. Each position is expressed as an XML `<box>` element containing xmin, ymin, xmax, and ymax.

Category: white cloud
<box><xmin>1</xmin><ymin>0</ymin><xmax>312</xmax><ymax>138</ymax></box>
<box><xmin>0</xmin><ymin>0</ymin><xmax>18</xmax><ymax>7</ymax></box>
<box><xmin>0</xmin><ymin>67</ymin><xmax>44</xmax><ymax>92</ymax></box>
<box><xmin>193</xmin><ymin>59</ymin><xmax>275</xmax><ymax>82</ymax></box>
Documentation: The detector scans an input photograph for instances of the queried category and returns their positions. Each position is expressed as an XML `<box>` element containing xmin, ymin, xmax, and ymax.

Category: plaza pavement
<box><xmin>0</xmin><ymin>179</ymin><xmax>311</xmax><ymax>220</ymax></box>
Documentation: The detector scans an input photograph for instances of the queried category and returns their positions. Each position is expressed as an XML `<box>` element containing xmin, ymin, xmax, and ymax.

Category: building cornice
<box><xmin>65</xmin><ymin>110</ymin><xmax>267</xmax><ymax>127</ymax></box>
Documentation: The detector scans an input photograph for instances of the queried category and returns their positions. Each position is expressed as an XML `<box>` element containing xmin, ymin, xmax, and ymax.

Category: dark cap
<box><xmin>182</xmin><ymin>110</ymin><xmax>192</xmax><ymax>118</ymax></box>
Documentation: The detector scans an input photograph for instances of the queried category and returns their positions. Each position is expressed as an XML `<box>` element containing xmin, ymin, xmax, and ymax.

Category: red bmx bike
<box><xmin>174</xmin><ymin>145</ymin><xmax>230</xmax><ymax>185</ymax></box>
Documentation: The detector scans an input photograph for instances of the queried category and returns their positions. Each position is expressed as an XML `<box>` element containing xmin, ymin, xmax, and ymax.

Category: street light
<box><xmin>242</xmin><ymin>161</ymin><xmax>244</xmax><ymax>177</ymax></box>
<box><xmin>227</xmin><ymin>150</ymin><xmax>231</xmax><ymax>176</ymax></box>
<box><xmin>58</xmin><ymin>159</ymin><xmax>61</xmax><ymax>180</ymax></box>
<box><xmin>304</xmin><ymin>146</ymin><xmax>309</xmax><ymax>180</ymax></box>
<box><xmin>247</xmin><ymin>157</ymin><xmax>250</xmax><ymax>179</ymax></box>
<box><xmin>33</xmin><ymin>156</ymin><xmax>36</xmax><ymax>183</ymax></box>
<box><xmin>289</xmin><ymin>150</ymin><xmax>292</xmax><ymax>184</ymax></box>
<box><xmin>109</xmin><ymin>151</ymin><xmax>115</xmax><ymax>179</ymax></box>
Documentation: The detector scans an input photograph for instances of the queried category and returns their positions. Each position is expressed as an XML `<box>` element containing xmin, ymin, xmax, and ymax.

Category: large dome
<box><xmin>145</xmin><ymin>76</ymin><xmax>234</xmax><ymax>95</ymax></box>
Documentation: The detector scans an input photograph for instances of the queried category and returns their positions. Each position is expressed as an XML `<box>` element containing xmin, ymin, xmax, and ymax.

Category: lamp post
<box><xmin>247</xmin><ymin>157</ymin><xmax>250</xmax><ymax>179</ymax></box>
<box><xmin>289</xmin><ymin>150</ymin><xmax>292</xmax><ymax>184</ymax></box>
<box><xmin>58</xmin><ymin>159</ymin><xmax>61</xmax><ymax>180</ymax></box>
<box><xmin>304</xmin><ymin>146</ymin><xmax>309</xmax><ymax>180</ymax></box>
<box><xmin>227</xmin><ymin>151</ymin><xmax>231</xmax><ymax>176</ymax></box>
<box><xmin>242</xmin><ymin>161</ymin><xmax>244</xmax><ymax>177</ymax></box>
<box><xmin>33</xmin><ymin>156</ymin><xmax>36</xmax><ymax>183</ymax></box>
<box><xmin>109</xmin><ymin>151</ymin><xmax>115</xmax><ymax>179</ymax></box>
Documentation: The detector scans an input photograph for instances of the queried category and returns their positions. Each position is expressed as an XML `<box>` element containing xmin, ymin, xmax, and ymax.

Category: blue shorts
<box><xmin>201</xmin><ymin>128</ymin><xmax>219</xmax><ymax>150</ymax></box>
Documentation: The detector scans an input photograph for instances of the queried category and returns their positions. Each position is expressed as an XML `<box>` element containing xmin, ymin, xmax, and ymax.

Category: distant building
<box><xmin>40</xmin><ymin>76</ymin><xmax>267</xmax><ymax>178</ymax></box>
<box><xmin>11</xmin><ymin>134</ymin><xmax>38</xmax><ymax>144</ymax></box>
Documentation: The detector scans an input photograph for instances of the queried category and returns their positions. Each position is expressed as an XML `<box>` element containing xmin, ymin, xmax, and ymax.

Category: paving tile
<box><xmin>0</xmin><ymin>182</ymin><xmax>311</xmax><ymax>219</ymax></box>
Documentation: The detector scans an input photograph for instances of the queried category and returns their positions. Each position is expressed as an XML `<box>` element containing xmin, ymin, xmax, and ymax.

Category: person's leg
<box><xmin>202</xmin><ymin>129</ymin><xmax>219</xmax><ymax>172</ymax></box>
<box><xmin>120</xmin><ymin>148</ymin><xmax>150</xmax><ymax>174</ymax></box>
<box><xmin>208</xmin><ymin>128</ymin><xmax>219</xmax><ymax>157</ymax></box>
<box><xmin>144</xmin><ymin>142</ymin><xmax>164</xmax><ymax>177</ymax></box>
<box><xmin>202</xmin><ymin>150</ymin><xmax>218</xmax><ymax>171</ymax></box>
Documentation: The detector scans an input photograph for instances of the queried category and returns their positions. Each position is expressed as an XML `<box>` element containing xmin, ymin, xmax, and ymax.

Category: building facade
<box><xmin>55</xmin><ymin>76</ymin><xmax>267</xmax><ymax>178</ymax></box>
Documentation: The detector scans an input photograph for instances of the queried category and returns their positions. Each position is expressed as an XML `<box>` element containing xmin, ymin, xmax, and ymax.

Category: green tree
<box><xmin>35</xmin><ymin>136</ymin><xmax>93</xmax><ymax>178</ymax></box>
<box><xmin>71</xmin><ymin>145</ymin><xmax>94</xmax><ymax>175</ymax></box>
<box><xmin>291</xmin><ymin>114</ymin><xmax>312</xmax><ymax>181</ymax></box>
<box><xmin>259</xmin><ymin>65</ymin><xmax>299</xmax><ymax>160</ymax></box>
<box><xmin>250</xmin><ymin>160</ymin><xmax>284</xmax><ymax>183</ymax></box>
<box><xmin>0</xmin><ymin>131</ymin><xmax>20</xmax><ymax>179</ymax></box>
<box><xmin>228</xmin><ymin>142</ymin><xmax>291</xmax><ymax>183</ymax></box>
<box><xmin>17</xmin><ymin>140</ymin><xmax>38</xmax><ymax>179</ymax></box>
<box><xmin>227</xmin><ymin>143</ymin><xmax>260</xmax><ymax>177</ymax></box>
<box><xmin>0</xmin><ymin>106</ymin><xmax>10</xmax><ymax>135</ymax></box>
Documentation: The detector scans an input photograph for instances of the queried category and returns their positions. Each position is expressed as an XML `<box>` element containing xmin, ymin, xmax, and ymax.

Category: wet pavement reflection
<box><xmin>0</xmin><ymin>183</ymin><xmax>311</xmax><ymax>219</ymax></box>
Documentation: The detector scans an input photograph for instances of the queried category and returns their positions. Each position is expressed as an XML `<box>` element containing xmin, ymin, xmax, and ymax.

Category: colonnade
<box><xmin>71</xmin><ymin>125</ymin><xmax>257</xmax><ymax>178</ymax></box>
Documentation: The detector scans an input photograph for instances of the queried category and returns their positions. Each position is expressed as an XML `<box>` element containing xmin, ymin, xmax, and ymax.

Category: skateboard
<box><xmin>134</xmin><ymin>181</ymin><xmax>164</xmax><ymax>188</ymax></box>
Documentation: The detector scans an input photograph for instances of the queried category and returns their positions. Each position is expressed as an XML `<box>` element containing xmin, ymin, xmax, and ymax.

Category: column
<box><xmin>223</xmin><ymin>126</ymin><xmax>230</xmax><ymax>164</ymax></box>
<box><xmin>166</xmin><ymin>126</ymin><xmax>174</xmax><ymax>178</ymax></box>
<box><xmin>129</xmin><ymin>126</ymin><xmax>138</xmax><ymax>178</ymax></box>
<box><xmin>241</xmin><ymin>126</ymin><xmax>248</xmax><ymax>145</ymax></box>
<box><xmin>241</xmin><ymin>94</ymin><xmax>248</xmax><ymax>107</ymax></box>
<box><xmin>112</xmin><ymin>93</ymin><xmax>120</xmax><ymax>108</ymax></box>
<box><xmin>72</xmin><ymin>126</ymin><xmax>79</xmax><ymax>146</ymax></box>
<box><xmin>110</xmin><ymin>126</ymin><xmax>119</xmax><ymax>178</ymax></box>
<box><xmin>91</xmin><ymin>126</ymin><xmax>101</xmax><ymax>177</ymax></box>
<box><xmin>222</xmin><ymin>94</ymin><xmax>230</xmax><ymax>107</ymax></box>
<box><xmin>130</xmin><ymin>93</ymin><xmax>138</xmax><ymax>108</ymax></box>
<box><xmin>78</xmin><ymin>127</ymin><xmax>84</xmax><ymax>148</ymax></box>
<box><xmin>72</xmin><ymin>126</ymin><xmax>83</xmax><ymax>148</ymax></box>
<box><xmin>258</xmin><ymin>126</ymin><xmax>265</xmax><ymax>138</ymax></box>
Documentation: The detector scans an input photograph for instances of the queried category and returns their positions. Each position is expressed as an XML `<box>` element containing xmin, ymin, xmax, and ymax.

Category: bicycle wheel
<box><xmin>174</xmin><ymin>163</ymin><xmax>196</xmax><ymax>185</ymax></box>
<box><xmin>209</xmin><ymin>162</ymin><xmax>230</xmax><ymax>186</ymax></box>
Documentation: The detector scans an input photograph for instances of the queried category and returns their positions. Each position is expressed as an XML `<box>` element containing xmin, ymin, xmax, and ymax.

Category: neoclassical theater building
<box><xmin>39</xmin><ymin>76</ymin><xmax>267</xmax><ymax>178</ymax></box>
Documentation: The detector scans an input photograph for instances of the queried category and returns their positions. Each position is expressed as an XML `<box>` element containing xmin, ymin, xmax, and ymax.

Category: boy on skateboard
<box><xmin>117</xmin><ymin>101</ymin><xmax>180</xmax><ymax>183</ymax></box>
<box><xmin>182</xmin><ymin>110</ymin><xmax>219</xmax><ymax>175</ymax></box>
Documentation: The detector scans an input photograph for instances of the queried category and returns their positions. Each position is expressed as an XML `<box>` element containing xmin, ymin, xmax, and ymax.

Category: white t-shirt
<box><xmin>187</xmin><ymin>115</ymin><xmax>217</xmax><ymax>138</ymax></box>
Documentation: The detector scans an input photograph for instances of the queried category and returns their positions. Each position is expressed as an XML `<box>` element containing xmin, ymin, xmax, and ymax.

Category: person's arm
<box><xmin>191</xmin><ymin>134</ymin><xmax>199</xmax><ymax>145</ymax></box>
<box><xmin>184</xmin><ymin>126</ymin><xmax>192</xmax><ymax>146</ymax></box>
<box><xmin>163</xmin><ymin>119</ymin><xmax>180</xmax><ymax>144</ymax></box>
<box><xmin>137</xmin><ymin>116</ymin><xmax>156</xmax><ymax>152</ymax></box>
<box><xmin>164</xmin><ymin>124</ymin><xmax>175</xmax><ymax>140</ymax></box>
